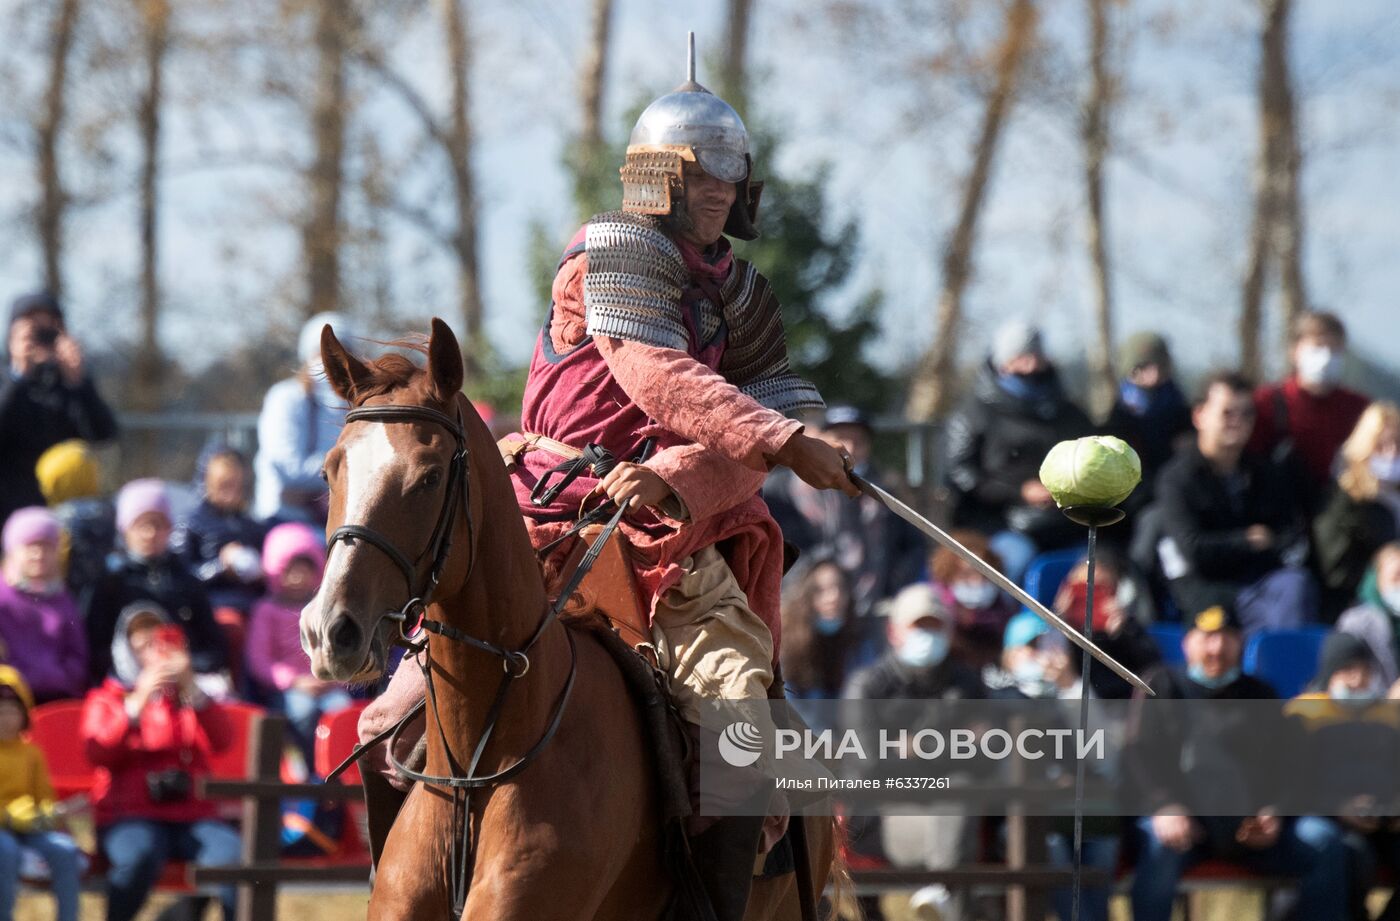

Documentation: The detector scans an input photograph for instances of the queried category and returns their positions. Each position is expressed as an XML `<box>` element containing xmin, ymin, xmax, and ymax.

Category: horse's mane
<box><xmin>351</xmin><ymin>337</ymin><xmax>432</xmax><ymax>403</ymax></box>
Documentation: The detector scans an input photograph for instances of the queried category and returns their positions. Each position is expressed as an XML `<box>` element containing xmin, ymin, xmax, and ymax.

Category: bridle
<box><xmin>323</xmin><ymin>399</ymin><xmax>613</xmax><ymax>915</ymax></box>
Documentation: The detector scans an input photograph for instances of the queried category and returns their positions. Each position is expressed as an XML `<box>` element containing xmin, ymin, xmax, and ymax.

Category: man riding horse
<box><xmin>360</xmin><ymin>39</ymin><xmax>857</xmax><ymax>920</ymax></box>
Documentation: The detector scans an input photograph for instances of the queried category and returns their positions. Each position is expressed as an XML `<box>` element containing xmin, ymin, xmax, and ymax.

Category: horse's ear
<box><xmin>321</xmin><ymin>325</ymin><xmax>374</xmax><ymax>404</ymax></box>
<box><xmin>426</xmin><ymin>318</ymin><xmax>464</xmax><ymax>404</ymax></box>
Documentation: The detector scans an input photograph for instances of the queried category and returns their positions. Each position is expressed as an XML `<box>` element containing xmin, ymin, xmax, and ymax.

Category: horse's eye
<box><xmin>422</xmin><ymin>469</ymin><xmax>443</xmax><ymax>490</ymax></box>
<box><xmin>319</xmin><ymin>468</ymin><xmax>330</xmax><ymax>483</ymax></box>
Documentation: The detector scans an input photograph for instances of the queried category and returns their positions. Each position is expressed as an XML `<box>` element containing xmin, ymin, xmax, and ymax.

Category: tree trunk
<box><xmin>1082</xmin><ymin>0</ymin><xmax>1115</xmax><ymax>421</ymax></box>
<box><xmin>1264</xmin><ymin>0</ymin><xmax>1306</xmax><ymax>355</ymax></box>
<box><xmin>906</xmin><ymin>0</ymin><xmax>1036</xmax><ymax>423</ymax></box>
<box><xmin>134</xmin><ymin>0</ymin><xmax>170</xmax><ymax>414</ymax></box>
<box><xmin>37</xmin><ymin>0</ymin><xmax>81</xmax><ymax>298</ymax></box>
<box><xmin>572</xmin><ymin>0</ymin><xmax>614</xmax><ymax>219</ymax></box>
<box><xmin>440</xmin><ymin>0</ymin><xmax>483</xmax><ymax>385</ymax></box>
<box><xmin>721</xmin><ymin>0</ymin><xmax>753</xmax><ymax>113</ymax></box>
<box><xmin>303</xmin><ymin>0</ymin><xmax>349</xmax><ymax>320</ymax></box>
<box><xmin>1240</xmin><ymin>0</ymin><xmax>1304</xmax><ymax>381</ymax></box>
<box><xmin>578</xmin><ymin>0</ymin><xmax>612</xmax><ymax>151</ymax></box>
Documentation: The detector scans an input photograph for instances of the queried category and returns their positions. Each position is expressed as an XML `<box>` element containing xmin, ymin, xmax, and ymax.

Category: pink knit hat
<box><xmin>2</xmin><ymin>507</ymin><xmax>61</xmax><ymax>556</ymax></box>
<box><xmin>262</xmin><ymin>522</ymin><xmax>327</xmax><ymax>590</ymax></box>
<box><xmin>115</xmin><ymin>478</ymin><xmax>172</xmax><ymax>532</ymax></box>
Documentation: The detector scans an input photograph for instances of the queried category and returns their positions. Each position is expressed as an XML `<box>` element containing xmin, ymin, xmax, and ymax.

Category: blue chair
<box><xmin>1148</xmin><ymin>623</ymin><xmax>1187</xmax><ymax>666</ymax></box>
<box><xmin>1243</xmin><ymin>627</ymin><xmax>1331</xmax><ymax>698</ymax></box>
<box><xmin>1021</xmin><ymin>549</ymin><xmax>1084</xmax><ymax>610</ymax></box>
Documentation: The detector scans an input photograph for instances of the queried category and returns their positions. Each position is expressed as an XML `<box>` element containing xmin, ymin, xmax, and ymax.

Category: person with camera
<box><xmin>80</xmin><ymin>602</ymin><xmax>239</xmax><ymax>921</ymax></box>
<box><xmin>0</xmin><ymin>292</ymin><xmax>118</xmax><ymax>526</ymax></box>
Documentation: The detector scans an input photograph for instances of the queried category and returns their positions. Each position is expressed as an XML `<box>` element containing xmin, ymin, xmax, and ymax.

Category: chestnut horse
<box><xmin>300</xmin><ymin>319</ymin><xmax>837</xmax><ymax>921</ymax></box>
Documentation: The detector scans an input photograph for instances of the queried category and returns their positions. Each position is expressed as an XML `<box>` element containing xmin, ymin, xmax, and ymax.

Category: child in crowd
<box><xmin>0</xmin><ymin>665</ymin><xmax>82</xmax><ymax>921</ymax></box>
<box><xmin>0</xmin><ymin>508</ymin><xmax>86</xmax><ymax>703</ymax></box>
<box><xmin>82</xmin><ymin>604</ymin><xmax>240</xmax><ymax>921</ymax></box>
<box><xmin>174</xmin><ymin>447</ymin><xmax>266</xmax><ymax>614</ymax></box>
<box><xmin>246</xmin><ymin>523</ymin><xmax>350</xmax><ymax>766</ymax></box>
<box><xmin>80</xmin><ymin>479</ymin><xmax>229</xmax><ymax>694</ymax></box>
<box><xmin>34</xmin><ymin>439</ymin><xmax>115</xmax><ymax>598</ymax></box>
<box><xmin>173</xmin><ymin>448</ymin><xmax>267</xmax><ymax>687</ymax></box>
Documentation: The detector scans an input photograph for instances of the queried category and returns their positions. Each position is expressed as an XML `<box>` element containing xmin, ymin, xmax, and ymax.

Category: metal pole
<box><xmin>1070</xmin><ymin>524</ymin><xmax>1098</xmax><ymax>921</ymax></box>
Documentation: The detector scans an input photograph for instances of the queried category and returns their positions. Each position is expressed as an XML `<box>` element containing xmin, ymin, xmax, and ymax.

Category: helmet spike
<box><xmin>687</xmin><ymin>31</ymin><xmax>696</xmax><ymax>84</ymax></box>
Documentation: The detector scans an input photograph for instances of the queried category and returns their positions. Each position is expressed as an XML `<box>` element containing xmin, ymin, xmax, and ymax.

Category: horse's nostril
<box><xmin>326</xmin><ymin>614</ymin><xmax>363</xmax><ymax>658</ymax></box>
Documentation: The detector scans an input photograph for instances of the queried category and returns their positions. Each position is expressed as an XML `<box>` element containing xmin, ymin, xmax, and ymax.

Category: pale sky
<box><xmin>0</xmin><ymin>0</ymin><xmax>1395</xmax><ymax>393</ymax></box>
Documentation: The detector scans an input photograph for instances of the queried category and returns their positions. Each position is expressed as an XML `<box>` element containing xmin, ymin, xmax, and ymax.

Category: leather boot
<box><xmin>688</xmin><ymin>813</ymin><xmax>765</xmax><ymax>921</ymax></box>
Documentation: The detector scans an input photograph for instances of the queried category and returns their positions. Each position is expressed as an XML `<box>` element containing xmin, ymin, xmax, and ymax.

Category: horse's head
<box><xmin>301</xmin><ymin>318</ymin><xmax>474</xmax><ymax>682</ymax></box>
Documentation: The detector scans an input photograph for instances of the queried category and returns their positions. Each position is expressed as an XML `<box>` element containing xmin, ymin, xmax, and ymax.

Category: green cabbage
<box><xmin>1038</xmin><ymin>436</ymin><xmax>1142</xmax><ymax>508</ymax></box>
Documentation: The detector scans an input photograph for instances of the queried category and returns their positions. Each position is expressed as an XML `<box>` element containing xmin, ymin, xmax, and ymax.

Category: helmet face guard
<box><xmin>620</xmin><ymin>37</ymin><xmax>761</xmax><ymax>240</ymax></box>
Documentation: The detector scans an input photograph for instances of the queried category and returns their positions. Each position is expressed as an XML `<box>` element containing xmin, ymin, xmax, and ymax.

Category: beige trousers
<box><xmin>650</xmin><ymin>545</ymin><xmax>775</xmax><ymax>724</ymax></box>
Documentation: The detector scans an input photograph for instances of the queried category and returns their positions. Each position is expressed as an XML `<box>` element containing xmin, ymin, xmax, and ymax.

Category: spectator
<box><xmin>1104</xmin><ymin>332</ymin><xmax>1193</xmax><ymax>510</ymax></box>
<box><xmin>990</xmin><ymin>613</ymin><xmax>1121</xmax><ymax>921</ymax></box>
<box><xmin>81</xmin><ymin>603</ymin><xmax>240</xmax><ymax>921</ymax></box>
<box><xmin>944</xmin><ymin>319</ymin><xmax>1093</xmax><ymax>583</ymax></box>
<box><xmin>845</xmin><ymin>584</ymin><xmax>984</xmax><ymax>921</ymax></box>
<box><xmin>1248</xmin><ymin>310</ymin><xmax>1369</xmax><ymax>507</ymax></box>
<box><xmin>1314</xmin><ymin>401</ymin><xmax>1400</xmax><ymax>616</ymax></box>
<box><xmin>779</xmin><ymin>555</ymin><xmax>882</xmax><ymax>727</ymax></box>
<box><xmin>0</xmin><ymin>292</ymin><xmax>118</xmax><ymax>526</ymax></box>
<box><xmin>174</xmin><ymin>447</ymin><xmax>266</xmax><ymax>614</ymax></box>
<box><xmin>1049</xmin><ymin>550</ymin><xmax>1161</xmax><ymax>698</ymax></box>
<box><xmin>246</xmin><ymin>523</ymin><xmax>349</xmax><ymax>767</ymax></box>
<box><xmin>173</xmin><ymin>447</ymin><xmax>266</xmax><ymax>688</ymax></box>
<box><xmin>1156</xmin><ymin>371</ymin><xmax>1318</xmax><ymax>633</ymax></box>
<box><xmin>1126</xmin><ymin>601</ymin><xmax>1347</xmax><ymax>921</ymax></box>
<box><xmin>762</xmin><ymin>405</ymin><xmax>926</xmax><ymax>618</ymax></box>
<box><xmin>1335</xmin><ymin>542</ymin><xmax>1400</xmax><ymax>687</ymax></box>
<box><xmin>80</xmin><ymin>480</ymin><xmax>228</xmax><ymax>691</ymax></box>
<box><xmin>253</xmin><ymin>312</ymin><xmax>357</xmax><ymax>523</ymax></box>
<box><xmin>1287</xmin><ymin>633</ymin><xmax>1400</xmax><ymax>921</ymax></box>
<box><xmin>0</xmin><ymin>508</ymin><xmax>85</xmax><ymax>703</ymax></box>
<box><xmin>35</xmin><ymin>439</ymin><xmax>115</xmax><ymax>596</ymax></box>
<box><xmin>0</xmin><ymin>665</ymin><xmax>82</xmax><ymax>921</ymax></box>
<box><xmin>928</xmin><ymin>530</ymin><xmax>1017</xmax><ymax>670</ymax></box>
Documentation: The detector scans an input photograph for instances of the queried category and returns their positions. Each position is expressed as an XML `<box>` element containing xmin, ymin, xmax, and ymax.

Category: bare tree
<box><xmin>1082</xmin><ymin>0</ymin><xmax>1115</xmax><ymax>420</ymax></box>
<box><xmin>355</xmin><ymin>1</ymin><xmax>484</xmax><ymax>381</ymax></box>
<box><xmin>303</xmin><ymin>0</ymin><xmax>350</xmax><ymax>320</ymax></box>
<box><xmin>1240</xmin><ymin>0</ymin><xmax>1306</xmax><ymax>380</ymax></box>
<box><xmin>36</xmin><ymin>0</ymin><xmax>82</xmax><ymax>297</ymax></box>
<box><xmin>906</xmin><ymin>0</ymin><xmax>1037</xmax><ymax>422</ymax></box>
<box><xmin>133</xmin><ymin>0</ymin><xmax>170</xmax><ymax>411</ymax></box>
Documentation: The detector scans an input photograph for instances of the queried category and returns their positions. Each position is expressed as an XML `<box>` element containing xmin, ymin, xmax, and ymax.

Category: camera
<box><xmin>32</xmin><ymin>326</ymin><xmax>60</xmax><ymax>347</ymax></box>
<box><xmin>146</xmin><ymin>769</ymin><xmax>193</xmax><ymax>803</ymax></box>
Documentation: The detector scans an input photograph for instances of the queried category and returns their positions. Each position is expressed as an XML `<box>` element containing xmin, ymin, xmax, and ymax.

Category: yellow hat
<box><xmin>0</xmin><ymin>664</ymin><xmax>35</xmax><ymax>721</ymax></box>
<box><xmin>35</xmin><ymin>439</ymin><xmax>100</xmax><ymax>505</ymax></box>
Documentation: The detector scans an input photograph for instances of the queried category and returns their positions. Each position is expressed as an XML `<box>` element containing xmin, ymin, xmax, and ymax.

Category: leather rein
<box><xmin>322</xmin><ymin>401</ymin><xmax>627</xmax><ymax>914</ymax></box>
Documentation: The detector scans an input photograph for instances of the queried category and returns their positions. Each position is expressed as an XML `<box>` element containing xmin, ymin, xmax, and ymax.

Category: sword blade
<box><xmin>850</xmin><ymin>474</ymin><xmax>1155</xmax><ymax>697</ymax></box>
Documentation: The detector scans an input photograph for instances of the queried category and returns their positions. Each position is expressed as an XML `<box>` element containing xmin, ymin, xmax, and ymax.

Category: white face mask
<box><xmin>951</xmin><ymin>580</ymin><xmax>998</xmax><ymax>610</ymax></box>
<box><xmin>1382</xmin><ymin>587</ymin><xmax>1400</xmax><ymax>615</ymax></box>
<box><xmin>1296</xmin><ymin>345</ymin><xmax>1343</xmax><ymax>387</ymax></box>
<box><xmin>1370</xmin><ymin>454</ymin><xmax>1400</xmax><ymax>485</ymax></box>
<box><xmin>897</xmin><ymin>627</ymin><xmax>950</xmax><ymax>668</ymax></box>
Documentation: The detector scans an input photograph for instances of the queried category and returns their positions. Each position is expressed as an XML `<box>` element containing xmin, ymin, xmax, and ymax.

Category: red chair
<box><xmin>207</xmin><ymin>701</ymin><xmax>264</xmax><ymax>780</ymax></box>
<box><xmin>26</xmin><ymin>700</ymin><xmax>97</xmax><ymax>801</ymax></box>
<box><xmin>314</xmin><ymin>700</ymin><xmax>369</xmax><ymax>783</ymax></box>
<box><xmin>314</xmin><ymin>701</ymin><xmax>371</xmax><ymax>860</ymax></box>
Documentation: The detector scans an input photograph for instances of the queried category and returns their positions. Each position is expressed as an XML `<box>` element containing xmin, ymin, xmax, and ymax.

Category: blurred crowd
<box><xmin>2</xmin><ymin>289</ymin><xmax>1399</xmax><ymax>921</ymax></box>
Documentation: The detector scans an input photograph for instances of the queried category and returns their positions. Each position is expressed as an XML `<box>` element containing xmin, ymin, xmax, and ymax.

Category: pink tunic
<box><xmin>509</xmin><ymin>227</ymin><xmax>803</xmax><ymax>652</ymax></box>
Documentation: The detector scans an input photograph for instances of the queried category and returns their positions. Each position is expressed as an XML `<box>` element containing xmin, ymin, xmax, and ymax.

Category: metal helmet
<box><xmin>620</xmin><ymin>33</ymin><xmax>763</xmax><ymax>240</ymax></box>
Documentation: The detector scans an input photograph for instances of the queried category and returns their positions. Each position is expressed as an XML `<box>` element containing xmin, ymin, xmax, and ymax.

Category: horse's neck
<box><xmin>423</xmin><ymin>419</ymin><xmax>558</xmax><ymax>773</ymax></box>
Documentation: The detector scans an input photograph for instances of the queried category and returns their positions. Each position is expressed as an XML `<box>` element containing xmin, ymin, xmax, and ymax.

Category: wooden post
<box><xmin>237</xmin><ymin>714</ymin><xmax>286</xmax><ymax>921</ymax></box>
